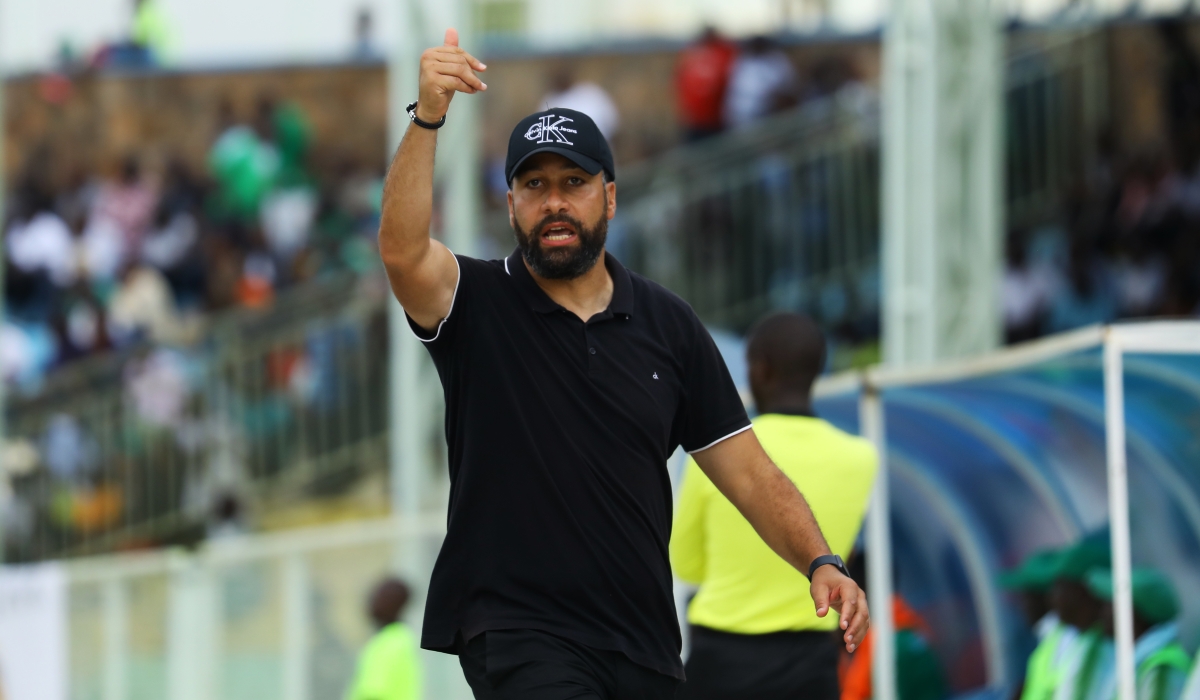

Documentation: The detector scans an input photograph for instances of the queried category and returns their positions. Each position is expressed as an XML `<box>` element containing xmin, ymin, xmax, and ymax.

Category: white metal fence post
<box><xmin>281</xmin><ymin>553</ymin><xmax>312</xmax><ymax>700</ymax></box>
<box><xmin>0</xmin><ymin>33</ymin><xmax>7</xmax><ymax>564</ymax></box>
<box><xmin>883</xmin><ymin>0</ymin><xmax>1004</xmax><ymax>366</ymax></box>
<box><xmin>168</xmin><ymin>553</ymin><xmax>219</xmax><ymax>700</ymax></box>
<box><xmin>1103</xmin><ymin>332</ymin><xmax>1136</xmax><ymax>700</ymax></box>
<box><xmin>387</xmin><ymin>0</ymin><xmax>432</xmax><ymax>523</ymax></box>
<box><xmin>860</xmin><ymin>386</ymin><xmax>897</xmax><ymax>700</ymax></box>
<box><xmin>102</xmin><ymin>577</ymin><xmax>130</xmax><ymax>700</ymax></box>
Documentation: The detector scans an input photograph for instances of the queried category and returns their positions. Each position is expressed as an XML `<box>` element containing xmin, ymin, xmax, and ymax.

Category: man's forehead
<box><xmin>516</xmin><ymin>152</ymin><xmax>591</xmax><ymax>175</ymax></box>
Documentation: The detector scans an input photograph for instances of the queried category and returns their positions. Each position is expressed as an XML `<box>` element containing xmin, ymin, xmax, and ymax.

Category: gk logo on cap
<box><xmin>525</xmin><ymin>115</ymin><xmax>578</xmax><ymax>145</ymax></box>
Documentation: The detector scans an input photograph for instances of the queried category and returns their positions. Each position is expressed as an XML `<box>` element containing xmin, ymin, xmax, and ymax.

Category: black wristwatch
<box><xmin>406</xmin><ymin>101</ymin><xmax>446</xmax><ymax>130</ymax></box>
<box><xmin>807</xmin><ymin>554</ymin><xmax>850</xmax><ymax>580</ymax></box>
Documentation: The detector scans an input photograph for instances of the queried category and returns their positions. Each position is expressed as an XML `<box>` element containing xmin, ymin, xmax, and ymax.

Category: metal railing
<box><xmin>4</xmin><ymin>273</ymin><xmax>392</xmax><ymax>563</ymax></box>
<box><xmin>612</xmin><ymin>29</ymin><xmax>1108</xmax><ymax>337</ymax></box>
<box><xmin>613</xmin><ymin>100</ymin><xmax>882</xmax><ymax>336</ymax></box>
<box><xmin>60</xmin><ymin>515</ymin><xmax>472</xmax><ymax>700</ymax></box>
<box><xmin>1006</xmin><ymin>30</ymin><xmax>1109</xmax><ymax>227</ymax></box>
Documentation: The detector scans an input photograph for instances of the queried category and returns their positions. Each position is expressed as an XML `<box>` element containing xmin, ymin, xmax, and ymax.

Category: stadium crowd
<box><xmin>1003</xmin><ymin>142</ymin><xmax>1200</xmax><ymax>345</ymax></box>
<box><xmin>2</xmin><ymin>97</ymin><xmax>385</xmax><ymax>392</ymax></box>
<box><xmin>1003</xmin><ymin>20</ymin><xmax>1200</xmax><ymax>345</ymax></box>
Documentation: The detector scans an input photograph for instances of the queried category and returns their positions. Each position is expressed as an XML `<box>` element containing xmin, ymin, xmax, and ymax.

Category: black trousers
<box><xmin>677</xmin><ymin>626</ymin><xmax>841</xmax><ymax>700</ymax></box>
<box><xmin>458</xmin><ymin>629</ymin><xmax>680</xmax><ymax>700</ymax></box>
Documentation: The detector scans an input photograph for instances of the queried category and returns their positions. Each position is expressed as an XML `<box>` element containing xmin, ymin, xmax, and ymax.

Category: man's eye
<box><xmin>526</xmin><ymin>179</ymin><xmax>541</xmax><ymax>188</ymax></box>
<box><xmin>568</xmin><ymin>177</ymin><xmax>583</xmax><ymax>185</ymax></box>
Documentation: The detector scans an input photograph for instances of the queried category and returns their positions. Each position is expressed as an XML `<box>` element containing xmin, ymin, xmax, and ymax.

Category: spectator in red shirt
<box><xmin>676</xmin><ymin>26</ymin><xmax>738</xmax><ymax>142</ymax></box>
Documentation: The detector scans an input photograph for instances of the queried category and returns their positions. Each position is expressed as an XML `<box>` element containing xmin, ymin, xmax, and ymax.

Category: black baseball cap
<box><xmin>505</xmin><ymin>108</ymin><xmax>615</xmax><ymax>185</ymax></box>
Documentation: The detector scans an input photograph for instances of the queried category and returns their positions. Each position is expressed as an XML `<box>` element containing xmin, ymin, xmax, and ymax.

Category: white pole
<box><xmin>1103</xmin><ymin>333</ymin><xmax>1136</xmax><ymax>700</ymax></box>
<box><xmin>860</xmin><ymin>387</ymin><xmax>897</xmax><ymax>700</ymax></box>
<box><xmin>281</xmin><ymin>553</ymin><xmax>312</xmax><ymax>700</ymax></box>
<box><xmin>167</xmin><ymin>554</ymin><xmax>219</xmax><ymax>700</ymax></box>
<box><xmin>0</xmin><ymin>34</ymin><xmax>7</xmax><ymax>564</ymax></box>
<box><xmin>437</xmin><ymin>0</ymin><xmax>481</xmax><ymax>259</ymax></box>
<box><xmin>882</xmin><ymin>0</ymin><xmax>1003</xmax><ymax>365</ymax></box>
<box><xmin>387</xmin><ymin>0</ymin><xmax>431</xmax><ymax>522</ymax></box>
<box><xmin>387</xmin><ymin>0</ymin><xmax>479</xmax><ymax>522</ymax></box>
<box><xmin>102</xmin><ymin>578</ymin><xmax>130</xmax><ymax>700</ymax></box>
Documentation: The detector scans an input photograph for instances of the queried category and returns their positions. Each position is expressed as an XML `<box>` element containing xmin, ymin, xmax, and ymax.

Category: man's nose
<box><xmin>542</xmin><ymin>185</ymin><xmax>569</xmax><ymax>213</ymax></box>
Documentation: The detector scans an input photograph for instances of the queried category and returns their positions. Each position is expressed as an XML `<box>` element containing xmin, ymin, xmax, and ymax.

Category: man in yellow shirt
<box><xmin>346</xmin><ymin>578</ymin><xmax>423</xmax><ymax>700</ymax></box>
<box><xmin>672</xmin><ymin>312</ymin><xmax>878</xmax><ymax>700</ymax></box>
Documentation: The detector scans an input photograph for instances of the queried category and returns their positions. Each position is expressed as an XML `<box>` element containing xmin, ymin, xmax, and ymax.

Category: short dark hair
<box><xmin>746</xmin><ymin>312</ymin><xmax>826</xmax><ymax>391</ymax></box>
<box><xmin>368</xmin><ymin>577</ymin><xmax>411</xmax><ymax>629</ymax></box>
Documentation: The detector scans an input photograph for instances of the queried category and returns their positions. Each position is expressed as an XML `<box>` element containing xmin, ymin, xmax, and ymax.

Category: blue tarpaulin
<box><xmin>812</xmin><ymin>324</ymin><xmax>1200</xmax><ymax>695</ymax></box>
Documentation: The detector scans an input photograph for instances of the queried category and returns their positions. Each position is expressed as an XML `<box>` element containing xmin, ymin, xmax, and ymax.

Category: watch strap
<box><xmin>406</xmin><ymin>101</ymin><xmax>446</xmax><ymax>130</ymax></box>
<box><xmin>808</xmin><ymin>554</ymin><xmax>847</xmax><ymax>580</ymax></box>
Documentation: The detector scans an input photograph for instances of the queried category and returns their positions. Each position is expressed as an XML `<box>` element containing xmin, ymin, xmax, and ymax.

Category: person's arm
<box><xmin>691</xmin><ymin>429</ymin><xmax>870</xmax><ymax>651</ymax></box>
<box><xmin>669</xmin><ymin>459</ymin><xmax>710</xmax><ymax>584</ymax></box>
<box><xmin>379</xmin><ymin>28</ymin><xmax>486</xmax><ymax>330</ymax></box>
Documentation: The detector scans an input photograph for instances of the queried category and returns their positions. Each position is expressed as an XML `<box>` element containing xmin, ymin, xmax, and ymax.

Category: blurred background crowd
<box><xmin>2</xmin><ymin>1</ymin><xmax>1200</xmax><ymax>699</ymax></box>
<box><xmin>3</xmin><ymin>0</ymin><xmax>1200</xmax><ymax>584</ymax></box>
<box><xmin>3</xmin><ymin>93</ymin><xmax>385</xmax><ymax>390</ymax></box>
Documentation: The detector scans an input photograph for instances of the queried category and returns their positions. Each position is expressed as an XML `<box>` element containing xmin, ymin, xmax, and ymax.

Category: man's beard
<box><xmin>514</xmin><ymin>208</ymin><xmax>608</xmax><ymax>280</ymax></box>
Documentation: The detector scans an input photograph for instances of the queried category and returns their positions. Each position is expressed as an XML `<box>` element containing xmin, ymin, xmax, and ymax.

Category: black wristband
<box><xmin>808</xmin><ymin>554</ymin><xmax>849</xmax><ymax>580</ymax></box>
<box><xmin>406</xmin><ymin>101</ymin><xmax>446</xmax><ymax>130</ymax></box>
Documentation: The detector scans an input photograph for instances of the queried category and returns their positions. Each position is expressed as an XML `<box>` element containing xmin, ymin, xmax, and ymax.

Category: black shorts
<box><xmin>457</xmin><ymin>629</ymin><xmax>680</xmax><ymax>700</ymax></box>
<box><xmin>677</xmin><ymin>626</ymin><xmax>841</xmax><ymax>700</ymax></box>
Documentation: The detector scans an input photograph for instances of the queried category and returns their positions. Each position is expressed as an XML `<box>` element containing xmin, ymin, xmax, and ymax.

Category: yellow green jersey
<box><xmin>671</xmin><ymin>413</ymin><xmax>877</xmax><ymax>633</ymax></box>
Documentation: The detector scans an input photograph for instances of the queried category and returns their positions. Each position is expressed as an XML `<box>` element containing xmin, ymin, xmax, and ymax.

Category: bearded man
<box><xmin>378</xmin><ymin>28</ymin><xmax>870</xmax><ymax>700</ymax></box>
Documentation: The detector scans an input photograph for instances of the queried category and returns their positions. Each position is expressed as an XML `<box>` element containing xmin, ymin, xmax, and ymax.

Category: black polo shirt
<box><xmin>408</xmin><ymin>249</ymin><xmax>751</xmax><ymax>679</ymax></box>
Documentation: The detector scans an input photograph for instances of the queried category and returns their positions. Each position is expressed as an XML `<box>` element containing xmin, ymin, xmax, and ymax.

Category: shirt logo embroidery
<box><xmin>652</xmin><ymin>372</ymin><xmax>659</xmax><ymax>380</ymax></box>
<box><xmin>524</xmin><ymin>115</ymin><xmax>578</xmax><ymax>145</ymax></box>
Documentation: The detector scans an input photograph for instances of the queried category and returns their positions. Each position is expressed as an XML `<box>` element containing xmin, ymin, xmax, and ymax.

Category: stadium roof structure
<box><xmin>813</xmin><ymin>321</ymin><xmax>1200</xmax><ymax>700</ymax></box>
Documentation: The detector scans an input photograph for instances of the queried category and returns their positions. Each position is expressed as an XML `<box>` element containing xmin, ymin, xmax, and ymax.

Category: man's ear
<box><xmin>507</xmin><ymin>189</ymin><xmax>516</xmax><ymax>229</ymax></box>
<box><xmin>605</xmin><ymin>181</ymin><xmax>617</xmax><ymax>220</ymax></box>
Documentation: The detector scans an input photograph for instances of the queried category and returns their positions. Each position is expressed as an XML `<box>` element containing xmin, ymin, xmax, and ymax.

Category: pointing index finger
<box><xmin>464</xmin><ymin>50</ymin><xmax>487</xmax><ymax>71</ymax></box>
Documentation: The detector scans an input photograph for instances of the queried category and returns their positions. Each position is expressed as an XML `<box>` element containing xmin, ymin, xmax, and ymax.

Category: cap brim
<box><xmin>507</xmin><ymin>147</ymin><xmax>605</xmax><ymax>184</ymax></box>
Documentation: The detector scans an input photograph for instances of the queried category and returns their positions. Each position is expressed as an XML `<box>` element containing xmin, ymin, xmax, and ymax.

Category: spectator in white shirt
<box><xmin>1002</xmin><ymin>232</ymin><xmax>1055</xmax><ymax>343</ymax></box>
<box><xmin>6</xmin><ymin>186</ymin><xmax>77</xmax><ymax>289</ymax></box>
<box><xmin>723</xmin><ymin>36</ymin><xmax>799</xmax><ymax>129</ymax></box>
<box><xmin>540</xmin><ymin>69</ymin><xmax>620</xmax><ymax>143</ymax></box>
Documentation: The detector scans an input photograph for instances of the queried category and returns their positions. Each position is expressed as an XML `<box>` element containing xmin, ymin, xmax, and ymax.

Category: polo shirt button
<box><xmin>589</xmin><ymin>347</ymin><xmax>597</xmax><ymax>355</ymax></box>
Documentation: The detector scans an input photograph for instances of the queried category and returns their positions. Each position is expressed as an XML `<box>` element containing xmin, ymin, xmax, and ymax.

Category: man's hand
<box><xmin>416</xmin><ymin>28</ymin><xmax>487</xmax><ymax>123</ymax></box>
<box><xmin>812</xmin><ymin>565</ymin><xmax>870</xmax><ymax>652</ymax></box>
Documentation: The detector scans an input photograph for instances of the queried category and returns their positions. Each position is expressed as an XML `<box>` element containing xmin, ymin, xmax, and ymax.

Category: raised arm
<box><xmin>691</xmin><ymin>429</ymin><xmax>870</xmax><ymax>651</ymax></box>
<box><xmin>379</xmin><ymin>28</ymin><xmax>487</xmax><ymax>331</ymax></box>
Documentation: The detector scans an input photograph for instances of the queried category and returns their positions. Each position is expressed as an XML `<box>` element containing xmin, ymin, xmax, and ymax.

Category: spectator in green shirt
<box><xmin>1084</xmin><ymin>568</ymin><xmax>1190</xmax><ymax>700</ymax></box>
<box><xmin>346</xmin><ymin>577</ymin><xmax>422</xmax><ymax>700</ymax></box>
<box><xmin>1181</xmin><ymin>650</ymin><xmax>1200</xmax><ymax>700</ymax></box>
<box><xmin>131</xmin><ymin>0</ymin><xmax>174</xmax><ymax>64</ymax></box>
<box><xmin>1052</xmin><ymin>535</ymin><xmax>1114</xmax><ymax>700</ymax></box>
<box><xmin>999</xmin><ymin>548</ymin><xmax>1076</xmax><ymax>700</ymax></box>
